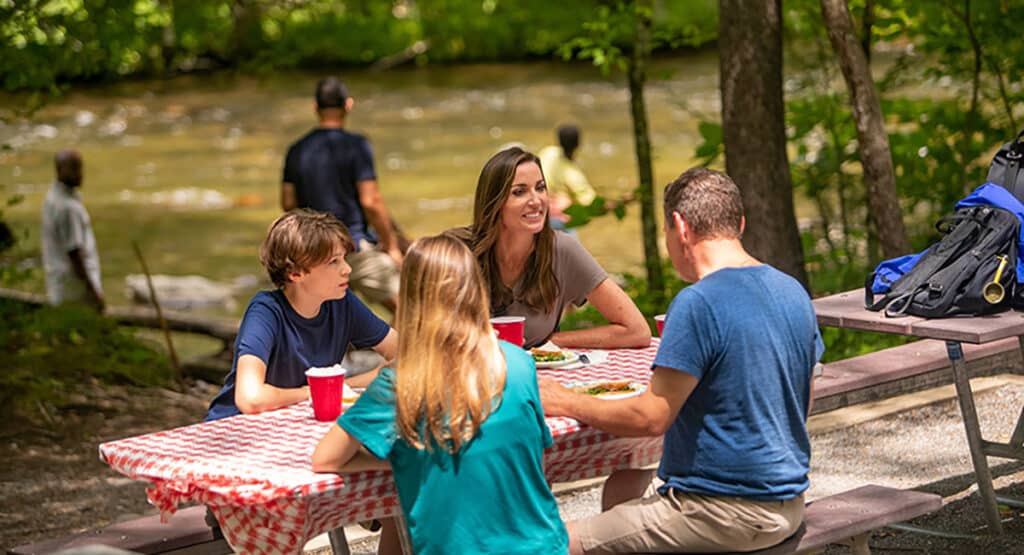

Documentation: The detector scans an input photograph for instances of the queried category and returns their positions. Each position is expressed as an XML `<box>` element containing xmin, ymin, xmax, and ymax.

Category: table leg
<box><xmin>946</xmin><ymin>341</ymin><xmax>1003</xmax><ymax>533</ymax></box>
<box><xmin>328</xmin><ymin>526</ymin><xmax>351</xmax><ymax>555</ymax></box>
<box><xmin>1009</xmin><ymin>338</ymin><xmax>1024</xmax><ymax>447</ymax></box>
<box><xmin>395</xmin><ymin>514</ymin><xmax>413</xmax><ymax>555</ymax></box>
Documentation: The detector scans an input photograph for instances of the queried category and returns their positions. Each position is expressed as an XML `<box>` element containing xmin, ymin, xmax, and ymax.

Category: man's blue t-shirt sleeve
<box><xmin>346</xmin><ymin>294</ymin><xmax>390</xmax><ymax>349</ymax></box>
<box><xmin>354</xmin><ymin>137</ymin><xmax>377</xmax><ymax>183</ymax></box>
<box><xmin>653</xmin><ymin>291</ymin><xmax>716</xmax><ymax>379</ymax></box>
<box><xmin>282</xmin><ymin>145</ymin><xmax>299</xmax><ymax>184</ymax></box>
<box><xmin>338</xmin><ymin>368</ymin><xmax>399</xmax><ymax>460</ymax></box>
<box><xmin>235</xmin><ymin>299</ymin><xmax>278</xmax><ymax>364</ymax></box>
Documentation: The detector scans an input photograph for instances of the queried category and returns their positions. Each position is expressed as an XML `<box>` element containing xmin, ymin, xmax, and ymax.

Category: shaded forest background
<box><xmin>2</xmin><ymin>0</ymin><xmax>1024</xmax><ymax>426</ymax></box>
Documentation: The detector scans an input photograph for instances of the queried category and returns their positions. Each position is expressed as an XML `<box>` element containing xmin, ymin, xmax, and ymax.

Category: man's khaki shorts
<box><xmin>347</xmin><ymin>240</ymin><xmax>400</xmax><ymax>306</ymax></box>
<box><xmin>576</xmin><ymin>478</ymin><xmax>804</xmax><ymax>554</ymax></box>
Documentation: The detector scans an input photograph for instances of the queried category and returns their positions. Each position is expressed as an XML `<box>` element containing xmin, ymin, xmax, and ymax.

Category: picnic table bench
<box><xmin>811</xmin><ymin>336</ymin><xmax>1023</xmax><ymax>414</ymax></box>
<box><xmin>8</xmin><ymin>485</ymin><xmax>940</xmax><ymax>555</ymax></box>
<box><xmin>6</xmin><ymin>506</ymin><xmax>229</xmax><ymax>555</ymax></box>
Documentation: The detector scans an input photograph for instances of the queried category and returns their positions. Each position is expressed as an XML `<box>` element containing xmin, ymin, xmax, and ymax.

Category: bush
<box><xmin>0</xmin><ymin>299</ymin><xmax>173</xmax><ymax>425</ymax></box>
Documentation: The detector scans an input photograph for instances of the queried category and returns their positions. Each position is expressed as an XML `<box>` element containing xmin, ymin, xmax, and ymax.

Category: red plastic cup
<box><xmin>305</xmin><ymin>365</ymin><xmax>346</xmax><ymax>422</ymax></box>
<box><xmin>654</xmin><ymin>314</ymin><xmax>667</xmax><ymax>337</ymax></box>
<box><xmin>491</xmin><ymin>316</ymin><xmax>526</xmax><ymax>347</ymax></box>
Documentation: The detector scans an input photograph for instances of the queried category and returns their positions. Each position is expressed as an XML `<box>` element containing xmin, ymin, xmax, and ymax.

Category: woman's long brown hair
<box><xmin>470</xmin><ymin>147</ymin><xmax>558</xmax><ymax>314</ymax></box>
<box><xmin>394</xmin><ymin>235</ymin><xmax>506</xmax><ymax>453</ymax></box>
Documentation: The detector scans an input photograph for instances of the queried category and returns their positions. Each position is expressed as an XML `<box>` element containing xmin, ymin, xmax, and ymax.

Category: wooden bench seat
<box><xmin>811</xmin><ymin>337</ymin><xmax>1022</xmax><ymax>414</ymax></box>
<box><xmin>7</xmin><ymin>506</ymin><xmax>230</xmax><ymax>555</ymax></box>
<box><xmin>721</xmin><ymin>484</ymin><xmax>942</xmax><ymax>555</ymax></box>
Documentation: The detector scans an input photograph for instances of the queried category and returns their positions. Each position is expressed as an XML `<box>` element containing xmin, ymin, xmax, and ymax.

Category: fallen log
<box><xmin>0</xmin><ymin>287</ymin><xmax>239</xmax><ymax>345</ymax></box>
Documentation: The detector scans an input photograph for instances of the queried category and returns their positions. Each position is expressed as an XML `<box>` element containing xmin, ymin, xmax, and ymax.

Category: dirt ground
<box><xmin>4</xmin><ymin>380</ymin><xmax>1024</xmax><ymax>554</ymax></box>
<box><xmin>0</xmin><ymin>380</ymin><xmax>219</xmax><ymax>551</ymax></box>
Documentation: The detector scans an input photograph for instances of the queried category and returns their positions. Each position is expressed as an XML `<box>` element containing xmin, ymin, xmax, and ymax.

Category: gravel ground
<box><xmin>5</xmin><ymin>378</ymin><xmax>1024</xmax><ymax>554</ymax></box>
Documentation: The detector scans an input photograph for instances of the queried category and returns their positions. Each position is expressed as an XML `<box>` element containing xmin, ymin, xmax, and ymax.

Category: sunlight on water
<box><xmin>1</xmin><ymin>54</ymin><xmax>731</xmax><ymax>316</ymax></box>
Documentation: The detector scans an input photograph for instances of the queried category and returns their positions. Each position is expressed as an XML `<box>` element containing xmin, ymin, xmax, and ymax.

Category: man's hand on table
<box><xmin>538</xmin><ymin>377</ymin><xmax>577</xmax><ymax>416</ymax></box>
<box><xmin>539</xmin><ymin>368</ymin><xmax>699</xmax><ymax>438</ymax></box>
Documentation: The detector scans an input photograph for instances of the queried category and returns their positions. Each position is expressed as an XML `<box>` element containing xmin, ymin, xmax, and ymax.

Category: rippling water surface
<box><xmin>1</xmin><ymin>54</ymin><xmax>728</xmax><ymax>314</ymax></box>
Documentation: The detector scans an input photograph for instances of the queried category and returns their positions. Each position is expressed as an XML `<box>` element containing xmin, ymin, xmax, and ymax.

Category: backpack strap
<box><xmin>865</xmin><ymin>208</ymin><xmax>985</xmax><ymax>313</ymax></box>
<box><xmin>1008</xmin><ymin>129</ymin><xmax>1024</xmax><ymax>200</ymax></box>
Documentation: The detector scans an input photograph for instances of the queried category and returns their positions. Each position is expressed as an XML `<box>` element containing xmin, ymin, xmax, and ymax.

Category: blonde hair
<box><xmin>394</xmin><ymin>234</ymin><xmax>506</xmax><ymax>453</ymax></box>
<box><xmin>260</xmin><ymin>209</ymin><xmax>355</xmax><ymax>288</ymax></box>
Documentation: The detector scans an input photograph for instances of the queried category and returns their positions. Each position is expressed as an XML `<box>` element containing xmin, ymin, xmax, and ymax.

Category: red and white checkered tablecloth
<box><xmin>99</xmin><ymin>340</ymin><xmax>661</xmax><ymax>555</ymax></box>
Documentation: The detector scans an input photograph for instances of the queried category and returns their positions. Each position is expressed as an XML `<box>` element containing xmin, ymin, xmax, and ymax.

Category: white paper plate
<box><xmin>533</xmin><ymin>351</ymin><xmax>580</xmax><ymax>369</ymax></box>
<box><xmin>569</xmin><ymin>381</ymin><xmax>646</xmax><ymax>399</ymax></box>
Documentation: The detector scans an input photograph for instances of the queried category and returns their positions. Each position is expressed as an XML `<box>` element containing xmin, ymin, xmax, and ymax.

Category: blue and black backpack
<box><xmin>866</xmin><ymin>129</ymin><xmax>1024</xmax><ymax>318</ymax></box>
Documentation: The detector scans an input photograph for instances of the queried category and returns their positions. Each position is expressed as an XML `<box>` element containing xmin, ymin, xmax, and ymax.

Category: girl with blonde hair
<box><xmin>313</xmin><ymin>234</ymin><xmax>567</xmax><ymax>555</ymax></box>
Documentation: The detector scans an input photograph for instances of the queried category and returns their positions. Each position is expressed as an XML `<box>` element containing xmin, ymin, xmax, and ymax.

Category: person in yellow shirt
<box><xmin>538</xmin><ymin>125</ymin><xmax>597</xmax><ymax>230</ymax></box>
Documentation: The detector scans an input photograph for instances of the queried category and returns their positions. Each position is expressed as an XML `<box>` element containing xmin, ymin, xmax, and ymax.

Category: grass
<box><xmin>0</xmin><ymin>299</ymin><xmax>175</xmax><ymax>427</ymax></box>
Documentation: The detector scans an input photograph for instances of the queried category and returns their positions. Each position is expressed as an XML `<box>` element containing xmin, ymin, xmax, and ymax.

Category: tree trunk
<box><xmin>718</xmin><ymin>0</ymin><xmax>808</xmax><ymax>287</ymax></box>
<box><xmin>628</xmin><ymin>1</ymin><xmax>665</xmax><ymax>305</ymax></box>
<box><xmin>821</xmin><ymin>0</ymin><xmax>911</xmax><ymax>259</ymax></box>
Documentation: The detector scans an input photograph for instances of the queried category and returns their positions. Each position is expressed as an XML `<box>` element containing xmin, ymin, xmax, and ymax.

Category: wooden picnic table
<box><xmin>813</xmin><ymin>289</ymin><xmax>1024</xmax><ymax>533</ymax></box>
<box><xmin>98</xmin><ymin>341</ymin><xmax>662</xmax><ymax>555</ymax></box>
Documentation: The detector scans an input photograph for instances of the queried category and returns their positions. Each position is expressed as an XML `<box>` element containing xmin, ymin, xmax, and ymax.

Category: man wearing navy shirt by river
<box><xmin>540</xmin><ymin>168</ymin><xmax>823</xmax><ymax>554</ymax></box>
<box><xmin>206</xmin><ymin>209</ymin><xmax>397</xmax><ymax>421</ymax></box>
<box><xmin>281</xmin><ymin>76</ymin><xmax>402</xmax><ymax>315</ymax></box>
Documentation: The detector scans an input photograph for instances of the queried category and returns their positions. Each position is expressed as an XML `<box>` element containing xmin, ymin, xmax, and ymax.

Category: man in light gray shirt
<box><xmin>41</xmin><ymin>149</ymin><xmax>104</xmax><ymax>311</ymax></box>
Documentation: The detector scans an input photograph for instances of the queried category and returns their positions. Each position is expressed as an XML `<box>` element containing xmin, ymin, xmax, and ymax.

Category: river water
<box><xmin>1</xmin><ymin>54</ymin><xmax>725</xmax><ymax>313</ymax></box>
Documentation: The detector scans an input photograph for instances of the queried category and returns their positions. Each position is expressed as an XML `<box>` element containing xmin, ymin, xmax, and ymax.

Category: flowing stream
<box><xmin>2</xmin><ymin>52</ymin><xmax>739</xmax><ymax>315</ymax></box>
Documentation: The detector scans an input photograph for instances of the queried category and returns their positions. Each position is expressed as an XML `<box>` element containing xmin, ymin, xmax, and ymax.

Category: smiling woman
<box><xmin>450</xmin><ymin>147</ymin><xmax>650</xmax><ymax>350</ymax></box>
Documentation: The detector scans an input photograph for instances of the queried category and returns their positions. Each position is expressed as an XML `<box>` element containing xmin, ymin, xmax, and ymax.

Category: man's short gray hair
<box><xmin>662</xmin><ymin>168</ymin><xmax>743</xmax><ymax>239</ymax></box>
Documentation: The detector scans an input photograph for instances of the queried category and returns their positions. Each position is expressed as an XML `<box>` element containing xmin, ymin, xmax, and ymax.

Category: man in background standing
<box><xmin>281</xmin><ymin>76</ymin><xmax>401</xmax><ymax>314</ymax></box>
<box><xmin>41</xmin><ymin>149</ymin><xmax>104</xmax><ymax>312</ymax></box>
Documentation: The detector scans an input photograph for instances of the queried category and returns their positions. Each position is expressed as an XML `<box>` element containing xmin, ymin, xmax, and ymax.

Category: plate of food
<box><xmin>530</xmin><ymin>347</ymin><xmax>580</xmax><ymax>369</ymax></box>
<box><xmin>342</xmin><ymin>383</ymin><xmax>363</xmax><ymax>408</ymax></box>
<box><xmin>571</xmin><ymin>380</ymin><xmax>646</xmax><ymax>400</ymax></box>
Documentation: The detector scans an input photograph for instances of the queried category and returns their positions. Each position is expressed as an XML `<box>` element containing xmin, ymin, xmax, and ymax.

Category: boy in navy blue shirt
<box><xmin>206</xmin><ymin>209</ymin><xmax>397</xmax><ymax>421</ymax></box>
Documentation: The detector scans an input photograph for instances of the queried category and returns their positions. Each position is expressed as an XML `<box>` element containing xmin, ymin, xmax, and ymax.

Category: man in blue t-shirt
<box><xmin>205</xmin><ymin>209</ymin><xmax>397</xmax><ymax>421</ymax></box>
<box><xmin>540</xmin><ymin>168</ymin><xmax>823</xmax><ymax>554</ymax></box>
<box><xmin>281</xmin><ymin>76</ymin><xmax>402</xmax><ymax>314</ymax></box>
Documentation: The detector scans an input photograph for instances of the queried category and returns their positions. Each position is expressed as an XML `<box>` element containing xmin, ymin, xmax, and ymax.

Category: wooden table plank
<box><xmin>812</xmin><ymin>291</ymin><xmax>917</xmax><ymax>335</ymax></box>
<box><xmin>909</xmin><ymin>311</ymin><xmax>1024</xmax><ymax>344</ymax></box>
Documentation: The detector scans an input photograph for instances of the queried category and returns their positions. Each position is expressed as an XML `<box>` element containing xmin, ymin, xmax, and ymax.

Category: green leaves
<box><xmin>694</xmin><ymin>121</ymin><xmax>723</xmax><ymax>166</ymax></box>
<box><xmin>563</xmin><ymin>195</ymin><xmax>632</xmax><ymax>229</ymax></box>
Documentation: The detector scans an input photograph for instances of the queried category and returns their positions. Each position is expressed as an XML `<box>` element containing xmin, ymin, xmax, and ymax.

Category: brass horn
<box><xmin>983</xmin><ymin>255</ymin><xmax>1010</xmax><ymax>305</ymax></box>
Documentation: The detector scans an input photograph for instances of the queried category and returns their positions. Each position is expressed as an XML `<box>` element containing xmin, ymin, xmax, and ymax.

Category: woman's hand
<box><xmin>550</xmin><ymin>278</ymin><xmax>651</xmax><ymax>349</ymax></box>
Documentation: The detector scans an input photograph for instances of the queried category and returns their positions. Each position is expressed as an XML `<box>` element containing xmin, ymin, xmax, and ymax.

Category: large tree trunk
<box><xmin>821</xmin><ymin>0</ymin><xmax>911</xmax><ymax>259</ymax></box>
<box><xmin>719</xmin><ymin>0</ymin><xmax>808</xmax><ymax>287</ymax></box>
<box><xmin>628</xmin><ymin>1</ymin><xmax>665</xmax><ymax>306</ymax></box>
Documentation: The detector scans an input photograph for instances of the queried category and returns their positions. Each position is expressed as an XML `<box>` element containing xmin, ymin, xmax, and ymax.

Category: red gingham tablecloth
<box><xmin>99</xmin><ymin>340</ymin><xmax>662</xmax><ymax>554</ymax></box>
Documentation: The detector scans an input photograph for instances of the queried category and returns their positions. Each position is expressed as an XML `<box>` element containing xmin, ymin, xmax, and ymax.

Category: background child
<box><xmin>312</xmin><ymin>234</ymin><xmax>567</xmax><ymax>555</ymax></box>
<box><xmin>205</xmin><ymin>209</ymin><xmax>397</xmax><ymax>421</ymax></box>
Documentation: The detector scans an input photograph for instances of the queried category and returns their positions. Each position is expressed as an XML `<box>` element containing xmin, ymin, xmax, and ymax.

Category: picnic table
<box><xmin>813</xmin><ymin>290</ymin><xmax>1024</xmax><ymax>533</ymax></box>
<box><xmin>99</xmin><ymin>341</ymin><xmax>662</xmax><ymax>555</ymax></box>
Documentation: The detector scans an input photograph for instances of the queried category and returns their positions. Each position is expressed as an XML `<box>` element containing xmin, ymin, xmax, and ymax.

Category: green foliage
<box><xmin>0</xmin><ymin>299</ymin><xmax>173</xmax><ymax>424</ymax></box>
<box><xmin>563</xmin><ymin>196</ymin><xmax>632</xmax><ymax>229</ymax></box>
<box><xmin>0</xmin><ymin>0</ymin><xmax>720</xmax><ymax>93</ymax></box>
<box><xmin>557</xmin><ymin>0</ymin><xmax>716</xmax><ymax>75</ymax></box>
<box><xmin>0</xmin><ymin>191</ymin><xmax>33</xmax><ymax>288</ymax></box>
